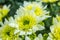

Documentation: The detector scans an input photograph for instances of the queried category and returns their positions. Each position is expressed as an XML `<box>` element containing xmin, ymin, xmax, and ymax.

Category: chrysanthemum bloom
<box><xmin>0</xmin><ymin>19</ymin><xmax>19</xmax><ymax>40</ymax></box>
<box><xmin>9</xmin><ymin>1</ymin><xmax>50</xmax><ymax>39</ymax></box>
<box><xmin>19</xmin><ymin>1</ymin><xmax>50</xmax><ymax>21</ymax></box>
<box><xmin>9</xmin><ymin>7</ymin><xmax>45</xmax><ymax>36</ymax></box>
<box><xmin>47</xmin><ymin>15</ymin><xmax>60</xmax><ymax>40</ymax></box>
<box><xmin>0</xmin><ymin>5</ymin><xmax>10</xmax><ymax>21</ymax></box>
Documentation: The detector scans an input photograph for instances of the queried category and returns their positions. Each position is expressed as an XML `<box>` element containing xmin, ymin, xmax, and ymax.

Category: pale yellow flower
<box><xmin>0</xmin><ymin>5</ymin><xmax>10</xmax><ymax>22</ymax></box>
<box><xmin>9</xmin><ymin>8</ymin><xmax>45</xmax><ymax>35</ymax></box>
<box><xmin>0</xmin><ymin>19</ymin><xmax>19</xmax><ymax>40</ymax></box>
<box><xmin>47</xmin><ymin>16</ymin><xmax>60</xmax><ymax>40</ymax></box>
<box><xmin>2</xmin><ymin>5</ymin><xmax>10</xmax><ymax>17</ymax></box>
<box><xmin>15</xmin><ymin>14</ymin><xmax>36</xmax><ymax>31</ymax></box>
<box><xmin>14</xmin><ymin>13</ymin><xmax>45</xmax><ymax>35</ymax></box>
<box><xmin>22</xmin><ymin>1</ymin><xmax>50</xmax><ymax>22</ymax></box>
<box><xmin>47</xmin><ymin>23</ymin><xmax>60</xmax><ymax>40</ymax></box>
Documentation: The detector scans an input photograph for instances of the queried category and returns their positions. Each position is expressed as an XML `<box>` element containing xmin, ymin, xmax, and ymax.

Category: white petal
<box><xmin>40</xmin><ymin>15</ymin><xmax>51</xmax><ymax>21</ymax></box>
<box><xmin>24</xmin><ymin>1</ymin><xmax>31</xmax><ymax>7</ymax></box>
<box><xmin>32</xmin><ymin>26</ymin><xmax>39</xmax><ymax>32</ymax></box>
<box><xmin>53</xmin><ymin>18</ymin><xmax>58</xmax><ymax>24</ymax></box>
<box><xmin>19</xmin><ymin>31</ymin><xmax>25</xmax><ymax>35</ymax></box>
<box><xmin>14</xmin><ymin>30</ymin><xmax>20</xmax><ymax>34</ymax></box>
<box><xmin>9</xmin><ymin>23</ymin><xmax>18</xmax><ymax>28</ymax></box>
<box><xmin>34</xmin><ymin>37</ymin><xmax>39</xmax><ymax>40</ymax></box>
<box><xmin>25</xmin><ymin>36</ymin><xmax>31</xmax><ymax>40</ymax></box>
<box><xmin>37</xmin><ymin>25</ymin><xmax>45</xmax><ymax>30</ymax></box>
<box><xmin>50</xmin><ymin>26</ymin><xmax>54</xmax><ymax>33</ymax></box>
<box><xmin>47</xmin><ymin>36</ymin><xmax>52</xmax><ymax>40</ymax></box>
<box><xmin>38</xmin><ymin>34</ymin><xmax>43</xmax><ymax>38</ymax></box>
<box><xmin>38</xmin><ymin>34</ymin><xmax>43</xmax><ymax>40</ymax></box>
<box><xmin>43</xmin><ymin>5</ymin><xmax>47</xmax><ymax>9</ymax></box>
<box><xmin>26</xmin><ymin>31</ymin><xmax>32</xmax><ymax>35</ymax></box>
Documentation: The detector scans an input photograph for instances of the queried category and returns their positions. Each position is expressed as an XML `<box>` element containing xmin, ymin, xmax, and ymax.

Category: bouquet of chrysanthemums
<box><xmin>0</xmin><ymin>0</ymin><xmax>60</xmax><ymax>40</ymax></box>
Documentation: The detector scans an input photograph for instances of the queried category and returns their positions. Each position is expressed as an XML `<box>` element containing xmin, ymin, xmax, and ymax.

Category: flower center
<box><xmin>16</xmin><ymin>15</ymin><xmax>36</xmax><ymax>31</ymax></box>
<box><xmin>25</xmin><ymin>5</ymin><xmax>32</xmax><ymax>10</ymax></box>
<box><xmin>23</xmin><ymin>20</ymin><xmax>30</xmax><ymax>25</ymax></box>
<box><xmin>6</xmin><ymin>32</ymin><xmax>10</xmax><ymax>36</ymax></box>
<box><xmin>34</xmin><ymin>7</ymin><xmax>43</xmax><ymax>16</ymax></box>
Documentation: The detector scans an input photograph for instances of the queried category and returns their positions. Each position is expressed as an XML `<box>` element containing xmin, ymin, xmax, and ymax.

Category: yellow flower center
<box><xmin>23</xmin><ymin>20</ymin><xmax>30</xmax><ymax>25</ymax></box>
<box><xmin>34</xmin><ymin>7</ymin><xmax>43</xmax><ymax>16</ymax></box>
<box><xmin>25</xmin><ymin>5</ymin><xmax>32</xmax><ymax>10</ymax></box>
<box><xmin>24</xmin><ymin>3</ymin><xmax>43</xmax><ymax>16</ymax></box>
<box><xmin>16</xmin><ymin>14</ymin><xmax>36</xmax><ymax>31</ymax></box>
<box><xmin>1</xmin><ymin>25</ymin><xmax>15</xmax><ymax>40</ymax></box>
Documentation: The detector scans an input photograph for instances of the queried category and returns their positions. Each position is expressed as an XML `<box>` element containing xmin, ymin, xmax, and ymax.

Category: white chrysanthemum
<box><xmin>0</xmin><ymin>19</ymin><xmax>19</xmax><ymax>40</ymax></box>
<box><xmin>9</xmin><ymin>8</ymin><xmax>45</xmax><ymax>35</ymax></box>
<box><xmin>47</xmin><ymin>15</ymin><xmax>60</xmax><ymax>40</ymax></box>
<box><xmin>34</xmin><ymin>34</ymin><xmax>43</xmax><ymax>40</ymax></box>
<box><xmin>0</xmin><ymin>5</ymin><xmax>10</xmax><ymax>21</ymax></box>
<box><xmin>23</xmin><ymin>1</ymin><xmax>50</xmax><ymax>21</ymax></box>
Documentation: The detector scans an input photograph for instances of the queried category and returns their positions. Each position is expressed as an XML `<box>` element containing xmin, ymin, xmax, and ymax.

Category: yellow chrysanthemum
<box><xmin>47</xmin><ymin>16</ymin><xmax>60</xmax><ymax>40</ymax></box>
<box><xmin>0</xmin><ymin>23</ymin><xmax>18</xmax><ymax>40</ymax></box>
<box><xmin>34</xmin><ymin>6</ymin><xmax>43</xmax><ymax>16</ymax></box>
<box><xmin>2</xmin><ymin>5</ymin><xmax>10</xmax><ymax>17</ymax></box>
<box><xmin>10</xmin><ymin>1</ymin><xmax>47</xmax><ymax>35</ymax></box>
<box><xmin>24</xmin><ymin>2</ymin><xmax>43</xmax><ymax>16</ymax></box>
<box><xmin>24</xmin><ymin>1</ymin><xmax>48</xmax><ymax>16</ymax></box>
<box><xmin>49</xmin><ymin>23</ymin><xmax>60</xmax><ymax>40</ymax></box>
<box><xmin>2</xmin><ymin>6</ymin><xmax>10</xmax><ymax>16</ymax></box>
<box><xmin>14</xmin><ymin>8</ymin><xmax>45</xmax><ymax>35</ymax></box>
<box><xmin>25</xmin><ymin>5</ymin><xmax>44</xmax><ymax>16</ymax></box>
<box><xmin>15</xmin><ymin>14</ymin><xmax>37</xmax><ymax>32</ymax></box>
<box><xmin>53</xmin><ymin>25</ymin><xmax>60</xmax><ymax>39</ymax></box>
